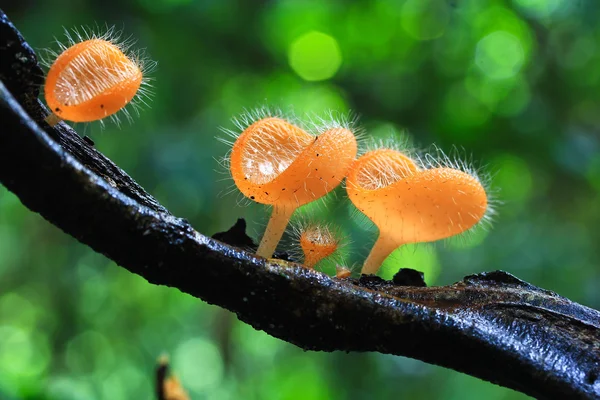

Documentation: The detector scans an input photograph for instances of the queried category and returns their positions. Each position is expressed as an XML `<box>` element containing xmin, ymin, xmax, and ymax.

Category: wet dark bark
<box><xmin>1</xmin><ymin>10</ymin><xmax>599</xmax><ymax>399</ymax></box>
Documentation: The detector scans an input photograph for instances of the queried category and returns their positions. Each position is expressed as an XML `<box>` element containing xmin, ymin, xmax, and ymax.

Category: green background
<box><xmin>1</xmin><ymin>0</ymin><xmax>599</xmax><ymax>399</ymax></box>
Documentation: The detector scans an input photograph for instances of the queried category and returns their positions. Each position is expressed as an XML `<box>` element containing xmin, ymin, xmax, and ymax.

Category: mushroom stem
<box><xmin>362</xmin><ymin>234</ymin><xmax>403</xmax><ymax>275</ymax></box>
<box><xmin>257</xmin><ymin>205</ymin><xmax>295</xmax><ymax>259</ymax></box>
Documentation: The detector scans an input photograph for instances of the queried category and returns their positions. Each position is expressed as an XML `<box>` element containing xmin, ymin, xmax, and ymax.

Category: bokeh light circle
<box><xmin>513</xmin><ymin>0</ymin><xmax>569</xmax><ymax>19</ymax></box>
<box><xmin>401</xmin><ymin>0</ymin><xmax>450</xmax><ymax>41</ymax></box>
<box><xmin>288</xmin><ymin>31</ymin><xmax>342</xmax><ymax>81</ymax></box>
<box><xmin>173</xmin><ymin>338</ymin><xmax>224</xmax><ymax>393</ymax></box>
<box><xmin>475</xmin><ymin>31</ymin><xmax>525</xmax><ymax>79</ymax></box>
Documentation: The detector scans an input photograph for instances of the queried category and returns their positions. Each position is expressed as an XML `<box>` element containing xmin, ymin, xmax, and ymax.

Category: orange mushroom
<box><xmin>335</xmin><ymin>265</ymin><xmax>352</xmax><ymax>279</ymax></box>
<box><xmin>229</xmin><ymin>117</ymin><xmax>357</xmax><ymax>258</ymax></box>
<box><xmin>295</xmin><ymin>223</ymin><xmax>341</xmax><ymax>268</ymax></box>
<box><xmin>157</xmin><ymin>355</ymin><xmax>190</xmax><ymax>400</ymax></box>
<box><xmin>43</xmin><ymin>28</ymin><xmax>154</xmax><ymax>126</ymax></box>
<box><xmin>163</xmin><ymin>376</ymin><xmax>190</xmax><ymax>400</ymax></box>
<box><xmin>346</xmin><ymin>148</ymin><xmax>489</xmax><ymax>275</ymax></box>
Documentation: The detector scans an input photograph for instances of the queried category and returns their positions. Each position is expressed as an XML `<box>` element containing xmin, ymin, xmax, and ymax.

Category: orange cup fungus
<box><xmin>296</xmin><ymin>223</ymin><xmax>340</xmax><ymax>268</ymax></box>
<box><xmin>163</xmin><ymin>376</ymin><xmax>190</xmax><ymax>400</ymax></box>
<box><xmin>44</xmin><ymin>29</ymin><xmax>152</xmax><ymax>126</ymax></box>
<box><xmin>229</xmin><ymin>117</ymin><xmax>357</xmax><ymax>258</ymax></box>
<box><xmin>346</xmin><ymin>148</ymin><xmax>488</xmax><ymax>275</ymax></box>
<box><xmin>158</xmin><ymin>355</ymin><xmax>190</xmax><ymax>400</ymax></box>
<box><xmin>335</xmin><ymin>265</ymin><xmax>352</xmax><ymax>279</ymax></box>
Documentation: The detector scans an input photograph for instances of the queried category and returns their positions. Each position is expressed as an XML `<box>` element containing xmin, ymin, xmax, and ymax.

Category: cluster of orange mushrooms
<box><xmin>228</xmin><ymin>116</ymin><xmax>490</xmax><ymax>276</ymax></box>
<box><xmin>41</xmin><ymin>27</ymin><xmax>490</xmax><ymax>277</ymax></box>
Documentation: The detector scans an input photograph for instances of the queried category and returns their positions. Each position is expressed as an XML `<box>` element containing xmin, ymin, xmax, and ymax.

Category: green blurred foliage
<box><xmin>1</xmin><ymin>0</ymin><xmax>599</xmax><ymax>398</ymax></box>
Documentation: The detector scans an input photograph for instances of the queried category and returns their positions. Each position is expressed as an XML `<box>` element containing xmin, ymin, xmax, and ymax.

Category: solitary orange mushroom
<box><xmin>296</xmin><ymin>223</ymin><xmax>341</xmax><ymax>268</ymax></box>
<box><xmin>229</xmin><ymin>117</ymin><xmax>357</xmax><ymax>258</ymax></box>
<box><xmin>44</xmin><ymin>28</ymin><xmax>153</xmax><ymax>126</ymax></box>
<box><xmin>347</xmin><ymin>148</ymin><xmax>489</xmax><ymax>275</ymax></box>
<box><xmin>335</xmin><ymin>265</ymin><xmax>352</xmax><ymax>279</ymax></box>
<box><xmin>157</xmin><ymin>355</ymin><xmax>190</xmax><ymax>400</ymax></box>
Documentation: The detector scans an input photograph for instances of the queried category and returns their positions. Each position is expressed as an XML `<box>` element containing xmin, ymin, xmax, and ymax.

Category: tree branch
<box><xmin>0</xmin><ymin>10</ymin><xmax>598</xmax><ymax>399</ymax></box>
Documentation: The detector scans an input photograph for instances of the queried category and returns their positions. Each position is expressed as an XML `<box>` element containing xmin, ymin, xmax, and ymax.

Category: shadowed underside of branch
<box><xmin>0</xmin><ymin>10</ymin><xmax>599</xmax><ymax>399</ymax></box>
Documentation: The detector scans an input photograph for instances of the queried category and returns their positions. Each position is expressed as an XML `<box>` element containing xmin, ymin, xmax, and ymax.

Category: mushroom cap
<box><xmin>230</xmin><ymin>117</ymin><xmax>357</xmax><ymax>207</ymax></box>
<box><xmin>299</xmin><ymin>224</ymin><xmax>339</xmax><ymax>267</ymax></box>
<box><xmin>45</xmin><ymin>39</ymin><xmax>142</xmax><ymax>122</ymax></box>
<box><xmin>347</xmin><ymin>149</ymin><xmax>488</xmax><ymax>245</ymax></box>
<box><xmin>335</xmin><ymin>265</ymin><xmax>352</xmax><ymax>279</ymax></box>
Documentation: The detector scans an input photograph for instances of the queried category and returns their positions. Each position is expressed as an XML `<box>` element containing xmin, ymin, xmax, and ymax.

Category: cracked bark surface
<box><xmin>0</xmin><ymin>10</ymin><xmax>599</xmax><ymax>399</ymax></box>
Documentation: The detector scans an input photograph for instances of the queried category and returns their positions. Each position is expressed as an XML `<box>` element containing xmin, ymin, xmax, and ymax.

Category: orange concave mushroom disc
<box><xmin>230</xmin><ymin>117</ymin><xmax>357</xmax><ymax>258</ymax></box>
<box><xmin>299</xmin><ymin>225</ymin><xmax>339</xmax><ymax>268</ymax></box>
<box><xmin>44</xmin><ymin>39</ymin><xmax>143</xmax><ymax>124</ymax></box>
<box><xmin>164</xmin><ymin>376</ymin><xmax>190</xmax><ymax>400</ymax></box>
<box><xmin>335</xmin><ymin>265</ymin><xmax>352</xmax><ymax>279</ymax></box>
<box><xmin>347</xmin><ymin>149</ymin><xmax>488</xmax><ymax>275</ymax></box>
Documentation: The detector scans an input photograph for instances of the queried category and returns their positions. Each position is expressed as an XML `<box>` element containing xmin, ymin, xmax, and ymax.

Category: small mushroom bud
<box><xmin>295</xmin><ymin>223</ymin><xmax>341</xmax><ymax>269</ymax></box>
<box><xmin>335</xmin><ymin>265</ymin><xmax>352</xmax><ymax>279</ymax></box>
